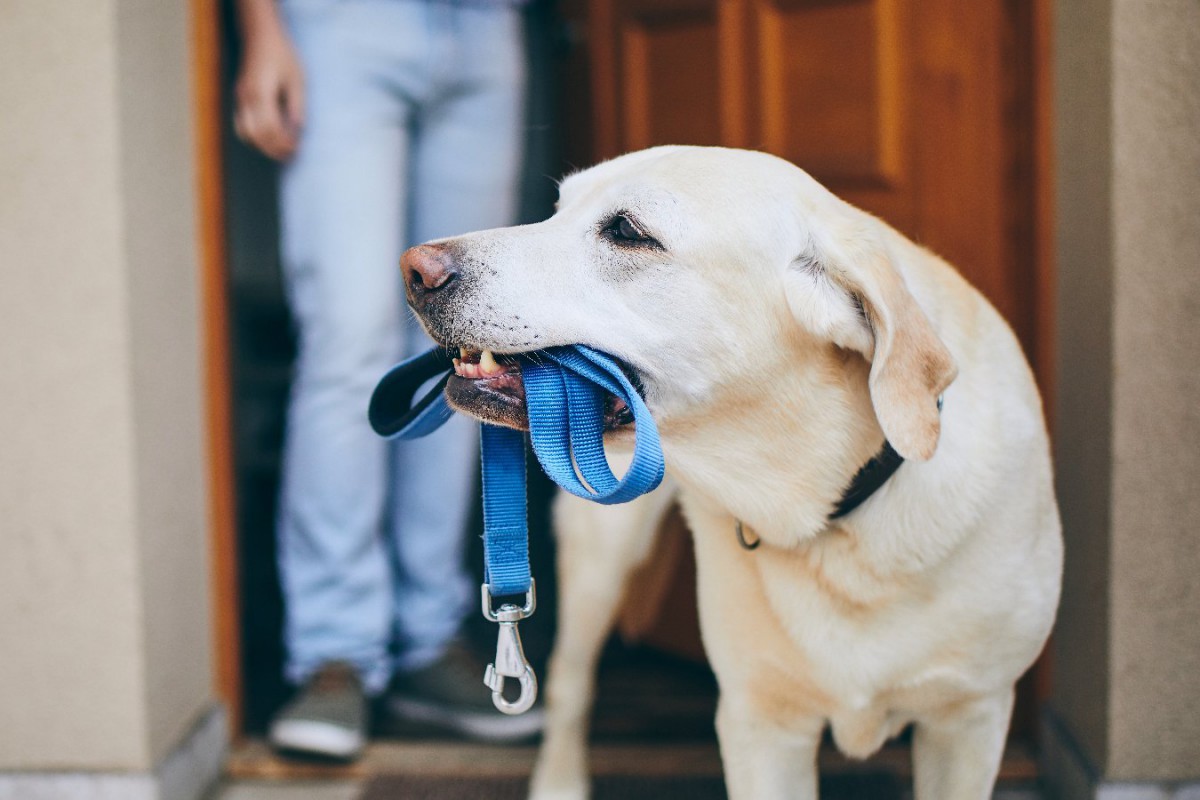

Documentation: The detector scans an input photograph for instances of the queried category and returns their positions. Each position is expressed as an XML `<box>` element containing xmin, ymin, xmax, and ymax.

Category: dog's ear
<box><xmin>785</xmin><ymin>227</ymin><xmax>957</xmax><ymax>460</ymax></box>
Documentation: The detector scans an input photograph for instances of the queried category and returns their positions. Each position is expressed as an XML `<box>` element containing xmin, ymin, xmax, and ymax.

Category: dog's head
<box><xmin>405</xmin><ymin>146</ymin><xmax>956</xmax><ymax>460</ymax></box>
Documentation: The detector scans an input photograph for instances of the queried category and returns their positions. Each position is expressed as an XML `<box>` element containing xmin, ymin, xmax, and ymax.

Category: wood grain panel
<box><xmin>756</xmin><ymin>0</ymin><xmax>903</xmax><ymax>187</ymax></box>
<box><xmin>910</xmin><ymin>0</ymin><xmax>1012</xmax><ymax>325</ymax></box>
<box><xmin>623</xmin><ymin>6</ymin><xmax>722</xmax><ymax>149</ymax></box>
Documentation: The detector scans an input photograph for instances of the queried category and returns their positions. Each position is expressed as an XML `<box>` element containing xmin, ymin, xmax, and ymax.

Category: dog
<box><xmin>401</xmin><ymin>146</ymin><xmax>1062</xmax><ymax>799</ymax></box>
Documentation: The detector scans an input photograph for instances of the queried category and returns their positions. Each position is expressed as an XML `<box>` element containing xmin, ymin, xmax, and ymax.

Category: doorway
<box><xmin>206</xmin><ymin>0</ymin><xmax>720</xmax><ymax>745</ymax></box>
<box><xmin>198</xmin><ymin>0</ymin><xmax>1054</xmax><ymax>786</ymax></box>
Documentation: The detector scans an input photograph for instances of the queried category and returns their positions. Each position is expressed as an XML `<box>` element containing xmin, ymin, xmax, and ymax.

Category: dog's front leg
<box><xmin>529</xmin><ymin>483</ymin><xmax>676</xmax><ymax>800</ymax></box>
<box><xmin>717</xmin><ymin>698</ymin><xmax>823</xmax><ymax>800</ymax></box>
<box><xmin>911</xmin><ymin>687</ymin><xmax>1014</xmax><ymax>800</ymax></box>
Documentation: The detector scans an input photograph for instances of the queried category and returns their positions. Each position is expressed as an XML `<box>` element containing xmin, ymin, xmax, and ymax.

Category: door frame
<box><xmin>193</xmin><ymin>0</ymin><xmax>1056</xmax><ymax>738</ymax></box>
<box><xmin>192</xmin><ymin>0</ymin><xmax>244</xmax><ymax>736</ymax></box>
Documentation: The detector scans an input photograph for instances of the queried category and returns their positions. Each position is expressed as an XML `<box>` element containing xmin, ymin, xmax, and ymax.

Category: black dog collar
<box><xmin>736</xmin><ymin>394</ymin><xmax>944</xmax><ymax>549</ymax></box>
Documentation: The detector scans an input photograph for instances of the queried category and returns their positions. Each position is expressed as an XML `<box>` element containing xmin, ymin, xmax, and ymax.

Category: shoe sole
<box><xmin>388</xmin><ymin>695</ymin><xmax>546</xmax><ymax>743</ymax></box>
<box><xmin>269</xmin><ymin>719</ymin><xmax>365</xmax><ymax>760</ymax></box>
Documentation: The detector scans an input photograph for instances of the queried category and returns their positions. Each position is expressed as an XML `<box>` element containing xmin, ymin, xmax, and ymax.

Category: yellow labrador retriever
<box><xmin>402</xmin><ymin>146</ymin><xmax>1062</xmax><ymax>800</ymax></box>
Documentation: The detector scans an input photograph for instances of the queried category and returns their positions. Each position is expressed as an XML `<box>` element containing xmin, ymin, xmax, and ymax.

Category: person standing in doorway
<box><xmin>233</xmin><ymin>0</ymin><xmax>540</xmax><ymax>760</ymax></box>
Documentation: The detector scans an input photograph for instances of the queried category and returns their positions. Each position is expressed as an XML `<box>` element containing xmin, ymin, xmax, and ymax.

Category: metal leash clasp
<box><xmin>481</xmin><ymin>580</ymin><xmax>537</xmax><ymax>715</ymax></box>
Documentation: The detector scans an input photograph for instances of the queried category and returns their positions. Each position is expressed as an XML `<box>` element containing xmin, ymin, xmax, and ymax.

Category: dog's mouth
<box><xmin>446</xmin><ymin>347</ymin><xmax>637</xmax><ymax>432</ymax></box>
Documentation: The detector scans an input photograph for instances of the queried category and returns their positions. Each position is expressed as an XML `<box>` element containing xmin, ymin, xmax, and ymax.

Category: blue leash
<box><xmin>369</xmin><ymin>345</ymin><xmax>664</xmax><ymax>713</ymax></box>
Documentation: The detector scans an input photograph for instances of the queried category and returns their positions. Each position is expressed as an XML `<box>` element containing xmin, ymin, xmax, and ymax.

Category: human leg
<box><xmin>275</xmin><ymin>0</ymin><xmax>414</xmax><ymax>696</ymax></box>
<box><xmin>388</xmin><ymin>1</ymin><xmax>527</xmax><ymax>672</ymax></box>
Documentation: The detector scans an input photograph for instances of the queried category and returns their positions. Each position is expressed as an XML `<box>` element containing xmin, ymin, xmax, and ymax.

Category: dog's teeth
<box><xmin>480</xmin><ymin>350</ymin><xmax>500</xmax><ymax>375</ymax></box>
<box><xmin>459</xmin><ymin>347</ymin><xmax>468</xmax><ymax>360</ymax></box>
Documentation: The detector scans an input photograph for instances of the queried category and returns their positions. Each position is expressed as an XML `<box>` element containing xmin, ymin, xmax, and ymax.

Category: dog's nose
<box><xmin>403</xmin><ymin>244</ymin><xmax>459</xmax><ymax>307</ymax></box>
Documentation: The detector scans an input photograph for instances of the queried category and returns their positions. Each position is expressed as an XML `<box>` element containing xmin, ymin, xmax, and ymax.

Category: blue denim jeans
<box><xmin>275</xmin><ymin>0</ymin><xmax>526</xmax><ymax>693</ymax></box>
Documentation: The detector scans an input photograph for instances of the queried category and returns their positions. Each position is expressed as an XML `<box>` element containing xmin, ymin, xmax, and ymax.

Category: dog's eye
<box><xmin>613</xmin><ymin>216</ymin><xmax>642</xmax><ymax>241</ymax></box>
<box><xmin>601</xmin><ymin>214</ymin><xmax>661</xmax><ymax>249</ymax></box>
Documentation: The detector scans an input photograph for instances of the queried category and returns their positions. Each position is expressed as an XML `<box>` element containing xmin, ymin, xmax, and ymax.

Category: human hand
<box><xmin>234</xmin><ymin>2</ymin><xmax>304</xmax><ymax>161</ymax></box>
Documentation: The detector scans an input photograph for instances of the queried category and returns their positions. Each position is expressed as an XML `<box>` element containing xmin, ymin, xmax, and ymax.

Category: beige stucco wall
<box><xmin>0</xmin><ymin>0</ymin><xmax>212</xmax><ymax>772</ymax></box>
<box><xmin>1053</xmin><ymin>0</ymin><xmax>1200</xmax><ymax>783</ymax></box>
<box><xmin>1107</xmin><ymin>0</ymin><xmax>1200</xmax><ymax>780</ymax></box>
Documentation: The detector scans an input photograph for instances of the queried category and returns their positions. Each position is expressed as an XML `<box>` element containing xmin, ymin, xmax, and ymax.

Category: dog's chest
<box><xmin>694</xmin><ymin>519</ymin><xmax>977</xmax><ymax>739</ymax></box>
<box><xmin>754</xmin><ymin>542</ymin><xmax>936</xmax><ymax>688</ymax></box>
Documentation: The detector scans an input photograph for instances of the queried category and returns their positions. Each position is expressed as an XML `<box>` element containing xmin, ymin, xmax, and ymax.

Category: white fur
<box><xmin>419</xmin><ymin>146</ymin><xmax>1062</xmax><ymax>800</ymax></box>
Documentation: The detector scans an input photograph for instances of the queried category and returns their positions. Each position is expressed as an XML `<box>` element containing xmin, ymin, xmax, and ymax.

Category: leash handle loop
<box><xmin>524</xmin><ymin>346</ymin><xmax>665</xmax><ymax>505</ymax></box>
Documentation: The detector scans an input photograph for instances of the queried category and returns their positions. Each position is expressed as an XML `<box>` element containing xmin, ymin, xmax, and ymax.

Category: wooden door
<box><xmin>566</xmin><ymin>0</ymin><xmax>1054</xmax><ymax>738</ymax></box>
<box><xmin>569</xmin><ymin>0</ymin><xmax>1049</xmax><ymax>366</ymax></box>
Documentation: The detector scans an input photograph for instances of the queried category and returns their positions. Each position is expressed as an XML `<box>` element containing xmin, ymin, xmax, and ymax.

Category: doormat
<box><xmin>362</xmin><ymin>772</ymin><xmax>902</xmax><ymax>800</ymax></box>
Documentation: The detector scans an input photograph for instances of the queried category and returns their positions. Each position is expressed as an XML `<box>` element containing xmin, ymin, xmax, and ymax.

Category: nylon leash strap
<box><xmin>369</xmin><ymin>345</ymin><xmax>664</xmax><ymax>714</ymax></box>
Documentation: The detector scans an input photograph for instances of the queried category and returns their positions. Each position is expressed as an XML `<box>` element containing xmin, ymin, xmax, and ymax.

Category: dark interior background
<box><xmin>219</xmin><ymin>0</ymin><xmax>572</xmax><ymax>733</ymax></box>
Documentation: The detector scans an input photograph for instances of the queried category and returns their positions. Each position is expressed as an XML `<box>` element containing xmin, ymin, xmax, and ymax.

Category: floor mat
<box><xmin>362</xmin><ymin>772</ymin><xmax>902</xmax><ymax>800</ymax></box>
